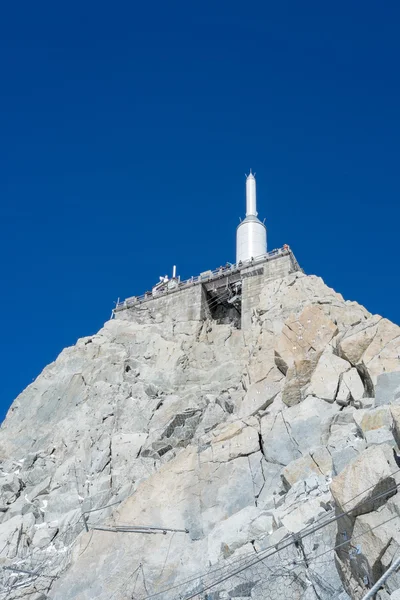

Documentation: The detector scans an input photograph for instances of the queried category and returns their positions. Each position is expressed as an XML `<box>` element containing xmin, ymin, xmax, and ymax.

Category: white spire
<box><xmin>246</xmin><ymin>170</ymin><xmax>257</xmax><ymax>216</ymax></box>
<box><xmin>237</xmin><ymin>169</ymin><xmax>267</xmax><ymax>263</ymax></box>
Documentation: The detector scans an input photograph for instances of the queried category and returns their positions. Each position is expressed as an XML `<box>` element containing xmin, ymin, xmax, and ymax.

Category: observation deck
<box><xmin>113</xmin><ymin>246</ymin><xmax>302</xmax><ymax>318</ymax></box>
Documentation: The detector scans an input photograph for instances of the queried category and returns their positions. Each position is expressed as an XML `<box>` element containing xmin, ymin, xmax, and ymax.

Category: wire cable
<box><xmin>139</xmin><ymin>474</ymin><xmax>400</xmax><ymax>600</ymax></box>
<box><xmin>181</xmin><ymin>507</ymin><xmax>400</xmax><ymax>600</ymax></box>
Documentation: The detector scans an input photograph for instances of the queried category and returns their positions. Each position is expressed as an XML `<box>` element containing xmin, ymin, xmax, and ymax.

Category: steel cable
<box><xmin>139</xmin><ymin>473</ymin><xmax>400</xmax><ymax>599</ymax></box>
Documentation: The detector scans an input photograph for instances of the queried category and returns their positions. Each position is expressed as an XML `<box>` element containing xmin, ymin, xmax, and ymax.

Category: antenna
<box><xmin>245</xmin><ymin>171</ymin><xmax>257</xmax><ymax>216</ymax></box>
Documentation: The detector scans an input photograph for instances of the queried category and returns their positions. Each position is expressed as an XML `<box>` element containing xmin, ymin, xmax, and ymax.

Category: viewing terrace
<box><xmin>113</xmin><ymin>245</ymin><xmax>301</xmax><ymax>315</ymax></box>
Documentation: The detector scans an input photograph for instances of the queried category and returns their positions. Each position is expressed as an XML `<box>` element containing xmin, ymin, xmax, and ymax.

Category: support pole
<box><xmin>91</xmin><ymin>525</ymin><xmax>189</xmax><ymax>534</ymax></box>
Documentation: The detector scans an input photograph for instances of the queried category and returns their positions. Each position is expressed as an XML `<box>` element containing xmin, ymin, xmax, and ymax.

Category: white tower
<box><xmin>236</xmin><ymin>171</ymin><xmax>267</xmax><ymax>263</ymax></box>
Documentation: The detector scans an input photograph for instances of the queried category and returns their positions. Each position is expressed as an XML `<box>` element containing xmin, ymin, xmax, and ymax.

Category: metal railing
<box><xmin>113</xmin><ymin>246</ymin><xmax>296</xmax><ymax>313</ymax></box>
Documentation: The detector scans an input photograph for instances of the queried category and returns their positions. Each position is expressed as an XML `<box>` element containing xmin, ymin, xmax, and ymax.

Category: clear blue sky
<box><xmin>1</xmin><ymin>1</ymin><xmax>399</xmax><ymax>420</ymax></box>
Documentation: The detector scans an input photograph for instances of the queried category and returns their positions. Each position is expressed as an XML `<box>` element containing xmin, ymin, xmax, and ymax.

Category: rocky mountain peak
<box><xmin>1</xmin><ymin>270</ymin><xmax>400</xmax><ymax>599</ymax></box>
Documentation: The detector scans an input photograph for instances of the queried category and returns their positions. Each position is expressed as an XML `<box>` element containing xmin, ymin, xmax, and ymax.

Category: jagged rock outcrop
<box><xmin>1</xmin><ymin>271</ymin><xmax>400</xmax><ymax>599</ymax></box>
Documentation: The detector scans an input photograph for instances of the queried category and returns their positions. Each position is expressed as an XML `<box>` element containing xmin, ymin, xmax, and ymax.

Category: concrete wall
<box><xmin>241</xmin><ymin>254</ymin><xmax>294</xmax><ymax>331</ymax></box>
<box><xmin>116</xmin><ymin>251</ymin><xmax>301</xmax><ymax>332</ymax></box>
<box><xmin>115</xmin><ymin>284</ymin><xmax>208</xmax><ymax>324</ymax></box>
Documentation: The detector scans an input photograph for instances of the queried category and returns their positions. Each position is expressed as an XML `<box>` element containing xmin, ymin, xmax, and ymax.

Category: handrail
<box><xmin>113</xmin><ymin>246</ymin><xmax>294</xmax><ymax>312</ymax></box>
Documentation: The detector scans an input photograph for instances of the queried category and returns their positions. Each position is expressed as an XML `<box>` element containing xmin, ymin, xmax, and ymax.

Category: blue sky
<box><xmin>1</xmin><ymin>1</ymin><xmax>399</xmax><ymax>420</ymax></box>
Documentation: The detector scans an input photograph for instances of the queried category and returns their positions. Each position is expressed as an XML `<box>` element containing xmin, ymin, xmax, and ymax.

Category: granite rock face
<box><xmin>0</xmin><ymin>272</ymin><xmax>400</xmax><ymax>599</ymax></box>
